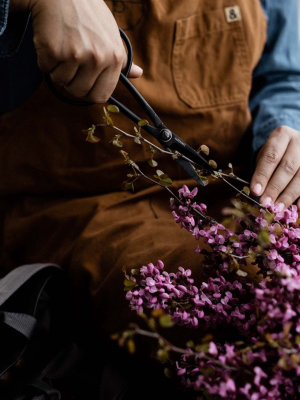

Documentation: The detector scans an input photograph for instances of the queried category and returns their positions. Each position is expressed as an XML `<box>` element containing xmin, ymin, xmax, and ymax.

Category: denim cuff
<box><xmin>0</xmin><ymin>0</ymin><xmax>30</xmax><ymax>58</ymax></box>
<box><xmin>0</xmin><ymin>0</ymin><xmax>9</xmax><ymax>36</ymax></box>
<box><xmin>252</xmin><ymin>115</ymin><xmax>300</xmax><ymax>153</ymax></box>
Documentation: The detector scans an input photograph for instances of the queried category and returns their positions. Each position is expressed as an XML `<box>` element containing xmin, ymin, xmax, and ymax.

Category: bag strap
<box><xmin>0</xmin><ymin>311</ymin><xmax>37</xmax><ymax>339</ymax></box>
<box><xmin>0</xmin><ymin>264</ymin><xmax>62</xmax><ymax>307</ymax></box>
<box><xmin>16</xmin><ymin>379</ymin><xmax>61</xmax><ymax>400</ymax></box>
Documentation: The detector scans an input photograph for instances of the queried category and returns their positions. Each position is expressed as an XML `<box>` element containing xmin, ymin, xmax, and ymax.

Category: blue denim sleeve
<box><xmin>0</xmin><ymin>0</ymin><xmax>29</xmax><ymax>58</ymax></box>
<box><xmin>250</xmin><ymin>0</ymin><xmax>300</xmax><ymax>153</ymax></box>
<box><xmin>0</xmin><ymin>0</ymin><xmax>9</xmax><ymax>35</ymax></box>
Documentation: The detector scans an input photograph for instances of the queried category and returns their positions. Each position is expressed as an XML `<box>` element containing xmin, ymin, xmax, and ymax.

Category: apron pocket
<box><xmin>172</xmin><ymin>7</ymin><xmax>251</xmax><ymax>109</ymax></box>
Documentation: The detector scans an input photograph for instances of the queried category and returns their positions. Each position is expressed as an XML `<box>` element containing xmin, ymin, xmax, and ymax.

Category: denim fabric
<box><xmin>250</xmin><ymin>0</ymin><xmax>300</xmax><ymax>152</ymax></box>
<box><xmin>0</xmin><ymin>0</ymin><xmax>30</xmax><ymax>57</ymax></box>
<box><xmin>0</xmin><ymin>0</ymin><xmax>9</xmax><ymax>36</ymax></box>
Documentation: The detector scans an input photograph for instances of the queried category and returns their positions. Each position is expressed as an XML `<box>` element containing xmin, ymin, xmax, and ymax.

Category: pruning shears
<box><xmin>44</xmin><ymin>28</ymin><xmax>215</xmax><ymax>186</ymax></box>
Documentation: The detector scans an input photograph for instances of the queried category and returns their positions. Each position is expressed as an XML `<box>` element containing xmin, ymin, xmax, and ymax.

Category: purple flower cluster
<box><xmin>125</xmin><ymin>186</ymin><xmax>300</xmax><ymax>399</ymax></box>
<box><xmin>126</xmin><ymin>262</ymin><xmax>256</xmax><ymax>332</ymax></box>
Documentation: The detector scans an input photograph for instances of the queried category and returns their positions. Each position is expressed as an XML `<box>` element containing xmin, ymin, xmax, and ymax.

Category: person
<box><xmin>0</xmin><ymin>0</ymin><xmax>300</xmax><ymax>345</ymax></box>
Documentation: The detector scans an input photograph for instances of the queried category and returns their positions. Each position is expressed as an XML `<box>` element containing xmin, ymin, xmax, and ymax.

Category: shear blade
<box><xmin>175</xmin><ymin>158</ymin><xmax>207</xmax><ymax>186</ymax></box>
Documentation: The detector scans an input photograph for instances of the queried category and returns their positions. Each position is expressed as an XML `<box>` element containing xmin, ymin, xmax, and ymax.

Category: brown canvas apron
<box><xmin>0</xmin><ymin>0</ymin><xmax>266</xmax><ymax>334</ymax></box>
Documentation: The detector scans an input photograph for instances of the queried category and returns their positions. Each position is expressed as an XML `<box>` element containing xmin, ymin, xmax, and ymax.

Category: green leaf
<box><xmin>107</xmin><ymin>105</ymin><xmax>119</xmax><ymax>113</ymax></box>
<box><xmin>243</xmin><ymin>186</ymin><xmax>250</xmax><ymax>196</ymax></box>
<box><xmin>200</xmin><ymin>145</ymin><xmax>210</xmax><ymax>155</ymax></box>
<box><xmin>156</xmin><ymin>170</ymin><xmax>164</xmax><ymax>177</ymax></box>
<box><xmin>258</xmin><ymin>230</ymin><xmax>270</xmax><ymax>246</ymax></box>
<box><xmin>86</xmin><ymin>133</ymin><xmax>100</xmax><ymax>143</ymax></box>
<box><xmin>157</xmin><ymin>348</ymin><xmax>169</xmax><ymax>363</ymax></box>
<box><xmin>164</xmin><ymin>368</ymin><xmax>173</xmax><ymax>378</ymax></box>
<box><xmin>151</xmin><ymin>309</ymin><xmax>164</xmax><ymax>318</ymax></box>
<box><xmin>186</xmin><ymin>340</ymin><xmax>195</xmax><ymax>349</ymax></box>
<box><xmin>127</xmin><ymin>339</ymin><xmax>135</xmax><ymax>354</ymax></box>
<box><xmin>159</xmin><ymin>314</ymin><xmax>174</xmax><ymax>328</ymax></box>
<box><xmin>161</xmin><ymin>178</ymin><xmax>173</xmax><ymax>186</ymax></box>
<box><xmin>134</xmin><ymin>137</ymin><xmax>141</xmax><ymax>145</ymax></box>
<box><xmin>138</xmin><ymin>119</ymin><xmax>149</xmax><ymax>127</ymax></box>
<box><xmin>148</xmin><ymin>159</ymin><xmax>158</xmax><ymax>167</ymax></box>
<box><xmin>123</xmin><ymin>281</ymin><xmax>136</xmax><ymax>291</ymax></box>
<box><xmin>148</xmin><ymin>317</ymin><xmax>156</xmax><ymax>330</ymax></box>
<box><xmin>122</xmin><ymin>182</ymin><xmax>133</xmax><ymax>191</ymax></box>
<box><xmin>278</xmin><ymin>356</ymin><xmax>290</xmax><ymax>371</ymax></box>
<box><xmin>236</xmin><ymin>269</ymin><xmax>247</xmax><ymax>277</ymax></box>
<box><xmin>107</xmin><ymin>116</ymin><xmax>114</xmax><ymax>126</ymax></box>
<box><xmin>130</xmin><ymin>268</ymin><xmax>140</xmax><ymax>275</ymax></box>
<box><xmin>196</xmin><ymin>343</ymin><xmax>209</xmax><ymax>352</ymax></box>
<box><xmin>201</xmin><ymin>334</ymin><xmax>213</xmax><ymax>343</ymax></box>
<box><xmin>124</xmin><ymin>279</ymin><xmax>136</xmax><ymax>287</ymax></box>
<box><xmin>113</xmin><ymin>139</ymin><xmax>123</xmax><ymax>148</ymax></box>
<box><xmin>110</xmin><ymin>333</ymin><xmax>119</xmax><ymax>340</ymax></box>
<box><xmin>209</xmin><ymin>160</ymin><xmax>217</xmax><ymax>169</ymax></box>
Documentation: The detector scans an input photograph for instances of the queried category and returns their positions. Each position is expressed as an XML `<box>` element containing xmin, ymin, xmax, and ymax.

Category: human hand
<box><xmin>9</xmin><ymin>0</ymin><xmax>143</xmax><ymax>102</ymax></box>
<box><xmin>250</xmin><ymin>126</ymin><xmax>300</xmax><ymax>210</ymax></box>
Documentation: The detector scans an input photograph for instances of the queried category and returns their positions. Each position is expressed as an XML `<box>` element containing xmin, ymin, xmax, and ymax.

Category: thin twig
<box><xmin>219</xmin><ymin>173</ymin><xmax>249</xmax><ymax>185</ymax></box>
<box><xmin>129</xmin><ymin>323</ymin><xmax>241</xmax><ymax>372</ymax></box>
<box><xmin>98</xmin><ymin>123</ymin><xmax>269</xmax><ymax>213</ymax></box>
<box><xmin>131</xmin><ymin>164</ymin><xmax>213</xmax><ymax>222</ymax></box>
<box><xmin>218</xmin><ymin>175</ymin><xmax>270</xmax><ymax>212</ymax></box>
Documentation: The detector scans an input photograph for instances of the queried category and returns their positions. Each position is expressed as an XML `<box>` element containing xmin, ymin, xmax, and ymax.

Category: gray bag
<box><xmin>0</xmin><ymin>263</ymin><xmax>71</xmax><ymax>400</ymax></box>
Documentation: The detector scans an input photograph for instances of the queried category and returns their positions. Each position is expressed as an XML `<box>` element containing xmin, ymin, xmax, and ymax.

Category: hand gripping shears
<box><xmin>44</xmin><ymin>28</ymin><xmax>215</xmax><ymax>186</ymax></box>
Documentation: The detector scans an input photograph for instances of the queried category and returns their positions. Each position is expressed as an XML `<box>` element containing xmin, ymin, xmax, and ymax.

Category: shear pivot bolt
<box><xmin>160</xmin><ymin>129</ymin><xmax>172</xmax><ymax>141</ymax></box>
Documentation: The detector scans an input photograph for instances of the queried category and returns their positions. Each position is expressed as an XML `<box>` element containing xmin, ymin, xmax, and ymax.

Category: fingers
<box><xmin>50</xmin><ymin>60</ymin><xmax>79</xmax><ymax>86</ymax></box>
<box><xmin>30</xmin><ymin>0</ymin><xmax>143</xmax><ymax>104</ymax></box>
<box><xmin>122</xmin><ymin>50</ymin><xmax>143</xmax><ymax>78</ymax></box>
<box><xmin>251</xmin><ymin>127</ymin><xmax>289</xmax><ymax>198</ymax></box>
<box><xmin>65</xmin><ymin>47</ymin><xmax>124</xmax><ymax>101</ymax></box>
<box><xmin>275</xmin><ymin>170</ymin><xmax>300</xmax><ymax>210</ymax></box>
<box><xmin>49</xmin><ymin>48</ymin><xmax>143</xmax><ymax>102</ymax></box>
<box><xmin>128</xmin><ymin>63</ymin><xmax>143</xmax><ymax>79</ymax></box>
<box><xmin>84</xmin><ymin>62</ymin><xmax>123</xmax><ymax>103</ymax></box>
<box><xmin>251</xmin><ymin>126</ymin><xmax>300</xmax><ymax>209</ymax></box>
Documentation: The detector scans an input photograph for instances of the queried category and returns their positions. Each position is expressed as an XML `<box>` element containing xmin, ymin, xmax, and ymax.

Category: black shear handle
<box><xmin>44</xmin><ymin>28</ymin><xmax>133</xmax><ymax>107</ymax></box>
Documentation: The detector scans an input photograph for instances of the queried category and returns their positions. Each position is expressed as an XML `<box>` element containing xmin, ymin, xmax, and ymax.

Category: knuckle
<box><xmin>269</xmin><ymin>182</ymin><xmax>281</xmax><ymax>193</ymax></box>
<box><xmin>281</xmin><ymin>160</ymin><xmax>296</xmax><ymax>176</ymax></box>
<box><xmin>262</xmin><ymin>150</ymin><xmax>279</xmax><ymax>165</ymax></box>
<box><xmin>111</xmin><ymin>47</ymin><xmax>124</xmax><ymax>67</ymax></box>
<box><xmin>282</xmin><ymin>190</ymin><xmax>296</xmax><ymax>201</ymax></box>
<box><xmin>90</xmin><ymin>51</ymin><xmax>103</xmax><ymax>69</ymax></box>
<box><xmin>255</xmin><ymin>170</ymin><xmax>269</xmax><ymax>181</ymax></box>
<box><xmin>274</xmin><ymin>125</ymin><xmax>287</xmax><ymax>136</ymax></box>
<box><xmin>35</xmin><ymin>37</ymin><xmax>61</xmax><ymax>60</ymax></box>
<box><xmin>70</xmin><ymin>48</ymin><xmax>83</xmax><ymax>62</ymax></box>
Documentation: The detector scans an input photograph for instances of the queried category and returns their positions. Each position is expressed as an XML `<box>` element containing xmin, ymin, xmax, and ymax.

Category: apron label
<box><xmin>224</xmin><ymin>6</ymin><xmax>242</xmax><ymax>23</ymax></box>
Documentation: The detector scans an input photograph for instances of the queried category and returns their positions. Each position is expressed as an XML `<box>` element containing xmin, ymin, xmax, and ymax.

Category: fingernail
<box><xmin>134</xmin><ymin>65</ymin><xmax>143</xmax><ymax>73</ymax></box>
<box><xmin>262</xmin><ymin>196</ymin><xmax>272</xmax><ymax>206</ymax></box>
<box><xmin>253</xmin><ymin>183</ymin><xmax>262</xmax><ymax>196</ymax></box>
<box><xmin>277</xmin><ymin>202</ymin><xmax>285</xmax><ymax>212</ymax></box>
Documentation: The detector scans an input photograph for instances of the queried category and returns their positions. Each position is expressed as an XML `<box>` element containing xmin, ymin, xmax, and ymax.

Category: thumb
<box><xmin>122</xmin><ymin>52</ymin><xmax>143</xmax><ymax>79</ymax></box>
